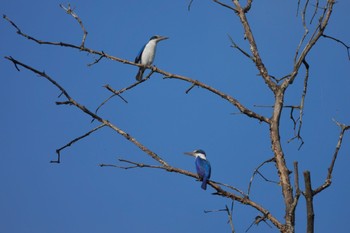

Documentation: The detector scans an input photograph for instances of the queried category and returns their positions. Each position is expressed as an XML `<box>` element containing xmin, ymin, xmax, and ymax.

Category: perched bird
<box><xmin>184</xmin><ymin>149</ymin><xmax>211</xmax><ymax>190</ymax></box>
<box><xmin>134</xmin><ymin>35</ymin><xmax>169</xmax><ymax>81</ymax></box>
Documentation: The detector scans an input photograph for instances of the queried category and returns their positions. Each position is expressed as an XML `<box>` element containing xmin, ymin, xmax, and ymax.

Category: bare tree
<box><xmin>3</xmin><ymin>1</ymin><xmax>349</xmax><ymax>233</ymax></box>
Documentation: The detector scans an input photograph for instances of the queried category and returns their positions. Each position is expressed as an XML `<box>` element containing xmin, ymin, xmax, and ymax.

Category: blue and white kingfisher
<box><xmin>184</xmin><ymin>149</ymin><xmax>211</xmax><ymax>190</ymax></box>
<box><xmin>134</xmin><ymin>35</ymin><xmax>168</xmax><ymax>81</ymax></box>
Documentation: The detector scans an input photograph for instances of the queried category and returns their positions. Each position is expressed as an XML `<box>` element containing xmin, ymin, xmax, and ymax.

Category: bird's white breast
<box><xmin>141</xmin><ymin>40</ymin><xmax>157</xmax><ymax>65</ymax></box>
<box><xmin>196</xmin><ymin>153</ymin><xmax>207</xmax><ymax>160</ymax></box>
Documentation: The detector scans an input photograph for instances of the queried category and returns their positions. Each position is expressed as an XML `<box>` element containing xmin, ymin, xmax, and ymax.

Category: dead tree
<box><xmin>3</xmin><ymin>1</ymin><xmax>349</xmax><ymax>233</ymax></box>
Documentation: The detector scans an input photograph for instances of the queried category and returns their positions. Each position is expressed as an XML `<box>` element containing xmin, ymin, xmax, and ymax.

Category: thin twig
<box><xmin>3</xmin><ymin>14</ymin><xmax>270</xmax><ymax>124</ymax></box>
<box><xmin>52</xmin><ymin>124</ymin><xmax>106</xmax><ymax>163</ymax></box>
<box><xmin>59</xmin><ymin>4</ymin><xmax>88</xmax><ymax>48</ymax></box>
<box><xmin>310</xmin><ymin>0</ymin><xmax>320</xmax><ymax>24</ymax></box>
<box><xmin>294</xmin><ymin>0</ymin><xmax>310</xmax><ymax>64</ymax></box>
<box><xmin>188</xmin><ymin>0</ymin><xmax>195</xmax><ymax>11</ymax></box>
<box><xmin>246</xmin><ymin>215</ymin><xmax>273</xmax><ymax>232</ymax></box>
<box><xmin>204</xmin><ymin>202</ymin><xmax>235</xmax><ymax>233</ymax></box>
<box><xmin>99</xmin><ymin>156</ymin><xmax>283</xmax><ymax>230</ymax></box>
<box><xmin>212</xmin><ymin>180</ymin><xmax>247</xmax><ymax>197</ymax></box>
<box><xmin>227</xmin><ymin>34</ymin><xmax>254</xmax><ymax>61</ymax></box>
<box><xmin>4</xmin><ymin>56</ymin><xmax>170</xmax><ymax>167</ymax></box>
<box><xmin>94</xmin><ymin>76</ymin><xmax>152</xmax><ymax>115</ymax></box>
<box><xmin>185</xmin><ymin>83</ymin><xmax>197</xmax><ymax>94</ymax></box>
<box><xmin>313</xmin><ymin>120</ymin><xmax>350</xmax><ymax>195</ymax></box>
<box><xmin>87</xmin><ymin>52</ymin><xmax>106</xmax><ymax>66</ymax></box>
<box><xmin>213</xmin><ymin>0</ymin><xmax>237</xmax><ymax>12</ymax></box>
<box><xmin>247</xmin><ymin>157</ymin><xmax>277</xmax><ymax>196</ymax></box>
<box><xmin>287</xmin><ymin>59</ymin><xmax>309</xmax><ymax>149</ymax></box>
<box><xmin>322</xmin><ymin>34</ymin><xmax>350</xmax><ymax>60</ymax></box>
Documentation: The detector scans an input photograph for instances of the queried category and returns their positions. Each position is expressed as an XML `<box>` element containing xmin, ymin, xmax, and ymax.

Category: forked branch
<box><xmin>3</xmin><ymin>14</ymin><xmax>269</xmax><ymax>124</ymax></box>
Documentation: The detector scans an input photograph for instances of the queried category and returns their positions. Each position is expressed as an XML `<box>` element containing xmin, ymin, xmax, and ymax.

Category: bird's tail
<box><xmin>135</xmin><ymin>68</ymin><xmax>144</xmax><ymax>81</ymax></box>
<box><xmin>201</xmin><ymin>178</ymin><xmax>208</xmax><ymax>190</ymax></box>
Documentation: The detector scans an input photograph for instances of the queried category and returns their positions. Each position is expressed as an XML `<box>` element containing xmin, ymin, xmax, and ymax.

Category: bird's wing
<box><xmin>135</xmin><ymin>43</ymin><xmax>146</xmax><ymax>63</ymax></box>
<box><xmin>204</xmin><ymin>161</ymin><xmax>211</xmax><ymax>179</ymax></box>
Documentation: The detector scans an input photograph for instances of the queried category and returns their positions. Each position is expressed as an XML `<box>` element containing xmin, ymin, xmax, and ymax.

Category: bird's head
<box><xmin>149</xmin><ymin>35</ymin><xmax>169</xmax><ymax>43</ymax></box>
<box><xmin>184</xmin><ymin>149</ymin><xmax>207</xmax><ymax>160</ymax></box>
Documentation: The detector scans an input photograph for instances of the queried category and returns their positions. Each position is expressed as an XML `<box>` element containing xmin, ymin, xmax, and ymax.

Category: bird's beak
<box><xmin>157</xmin><ymin>36</ymin><xmax>169</xmax><ymax>42</ymax></box>
<box><xmin>184</xmin><ymin>151</ymin><xmax>195</xmax><ymax>157</ymax></box>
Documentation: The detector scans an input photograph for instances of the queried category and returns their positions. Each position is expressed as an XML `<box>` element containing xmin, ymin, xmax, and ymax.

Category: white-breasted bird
<box><xmin>134</xmin><ymin>35</ymin><xmax>168</xmax><ymax>81</ymax></box>
<box><xmin>184</xmin><ymin>149</ymin><xmax>212</xmax><ymax>190</ymax></box>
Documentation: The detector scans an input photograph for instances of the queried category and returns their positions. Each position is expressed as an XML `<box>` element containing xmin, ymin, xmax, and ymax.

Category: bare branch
<box><xmin>247</xmin><ymin>157</ymin><xmax>277</xmax><ymax>196</ymax></box>
<box><xmin>227</xmin><ymin>34</ymin><xmax>254</xmax><ymax>61</ymax></box>
<box><xmin>188</xmin><ymin>0</ymin><xmax>195</xmax><ymax>11</ymax></box>
<box><xmin>2</xmin><ymin>14</ymin><xmax>141</xmax><ymax>68</ymax></box>
<box><xmin>246</xmin><ymin>215</ymin><xmax>273</xmax><ymax>232</ymax></box>
<box><xmin>289</xmin><ymin>162</ymin><xmax>301</xmax><ymax>221</ymax></box>
<box><xmin>303</xmin><ymin>171</ymin><xmax>314</xmax><ymax>233</ymax></box>
<box><xmin>52</xmin><ymin>124</ymin><xmax>106</xmax><ymax>163</ymax></box>
<box><xmin>243</xmin><ymin>0</ymin><xmax>253</xmax><ymax>13</ymax></box>
<box><xmin>185</xmin><ymin>83</ymin><xmax>197</xmax><ymax>94</ymax></box>
<box><xmin>213</xmin><ymin>0</ymin><xmax>237</xmax><ymax>12</ymax></box>
<box><xmin>294</xmin><ymin>0</ymin><xmax>310</xmax><ymax>64</ymax></box>
<box><xmin>94</xmin><ymin>77</ymin><xmax>152</xmax><ymax>115</ymax></box>
<box><xmin>310</xmin><ymin>0</ymin><xmax>320</xmax><ymax>24</ymax></box>
<box><xmin>59</xmin><ymin>4</ymin><xmax>88</xmax><ymax>48</ymax></box>
<box><xmin>284</xmin><ymin>0</ymin><xmax>335</xmax><ymax>89</ymax></box>
<box><xmin>322</xmin><ymin>34</ymin><xmax>350</xmax><ymax>60</ymax></box>
<box><xmin>287</xmin><ymin>59</ymin><xmax>309</xmax><ymax>149</ymax></box>
<box><xmin>87</xmin><ymin>52</ymin><xmax>106</xmax><ymax>66</ymax></box>
<box><xmin>232</xmin><ymin>0</ymin><xmax>277</xmax><ymax>92</ymax></box>
<box><xmin>313</xmin><ymin>120</ymin><xmax>350</xmax><ymax>195</ymax></box>
<box><xmin>3</xmin><ymin>15</ymin><xmax>269</xmax><ymax>124</ymax></box>
<box><xmin>212</xmin><ymin>180</ymin><xmax>247</xmax><ymax>197</ymax></box>
<box><xmin>101</xmin><ymin>157</ymin><xmax>283</xmax><ymax>230</ymax></box>
<box><xmin>4</xmin><ymin>56</ymin><xmax>169</xmax><ymax>167</ymax></box>
<box><xmin>100</xmin><ymin>159</ymin><xmax>164</xmax><ymax>170</ymax></box>
<box><xmin>163</xmin><ymin>72</ymin><xmax>270</xmax><ymax>123</ymax></box>
<box><xmin>204</xmin><ymin>202</ymin><xmax>235</xmax><ymax>233</ymax></box>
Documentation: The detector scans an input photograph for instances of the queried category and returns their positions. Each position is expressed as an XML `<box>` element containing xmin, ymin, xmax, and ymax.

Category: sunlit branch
<box><xmin>3</xmin><ymin>14</ymin><xmax>269</xmax><ymax>124</ymax></box>
<box><xmin>4</xmin><ymin>56</ymin><xmax>169</xmax><ymax>167</ymax></box>
<box><xmin>232</xmin><ymin>0</ymin><xmax>277</xmax><ymax>93</ymax></box>
<box><xmin>294</xmin><ymin>0</ymin><xmax>310</xmax><ymax>64</ymax></box>
<box><xmin>101</xmin><ymin>157</ymin><xmax>283</xmax><ymax>230</ymax></box>
<box><xmin>162</xmin><ymin>73</ymin><xmax>269</xmax><ymax>123</ymax></box>
<box><xmin>59</xmin><ymin>4</ymin><xmax>88</xmax><ymax>48</ymax></box>
<box><xmin>303</xmin><ymin>171</ymin><xmax>314</xmax><ymax>233</ymax></box>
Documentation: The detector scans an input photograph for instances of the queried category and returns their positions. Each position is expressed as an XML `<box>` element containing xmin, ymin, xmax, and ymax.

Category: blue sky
<box><xmin>1</xmin><ymin>1</ymin><xmax>349</xmax><ymax>233</ymax></box>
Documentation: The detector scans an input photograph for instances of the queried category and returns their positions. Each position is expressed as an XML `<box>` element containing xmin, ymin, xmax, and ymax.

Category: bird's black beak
<box><xmin>157</xmin><ymin>36</ymin><xmax>169</xmax><ymax>42</ymax></box>
<box><xmin>184</xmin><ymin>151</ymin><xmax>195</xmax><ymax>157</ymax></box>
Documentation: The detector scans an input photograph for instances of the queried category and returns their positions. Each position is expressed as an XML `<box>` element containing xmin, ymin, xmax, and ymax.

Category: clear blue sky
<box><xmin>1</xmin><ymin>1</ymin><xmax>349</xmax><ymax>233</ymax></box>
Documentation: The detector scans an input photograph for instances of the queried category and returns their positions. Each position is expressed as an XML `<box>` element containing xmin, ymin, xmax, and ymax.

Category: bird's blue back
<box><xmin>195</xmin><ymin>157</ymin><xmax>211</xmax><ymax>179</ymax></box>
<box><xmin>135</xmin><ymin>43</ymin><xmax>146</xmax><ymax>63</ymax></box>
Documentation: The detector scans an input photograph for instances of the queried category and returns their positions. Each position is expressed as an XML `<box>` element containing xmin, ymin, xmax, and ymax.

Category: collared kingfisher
<box><xmin>184</xmin><ymin>149</ymin><xmax>211</xmax><ymax>190</ymax></box>
<box><xmin>134</xmin><ymin>35</ymin><xmax>169</xmax><ymax>81</ymax></box>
